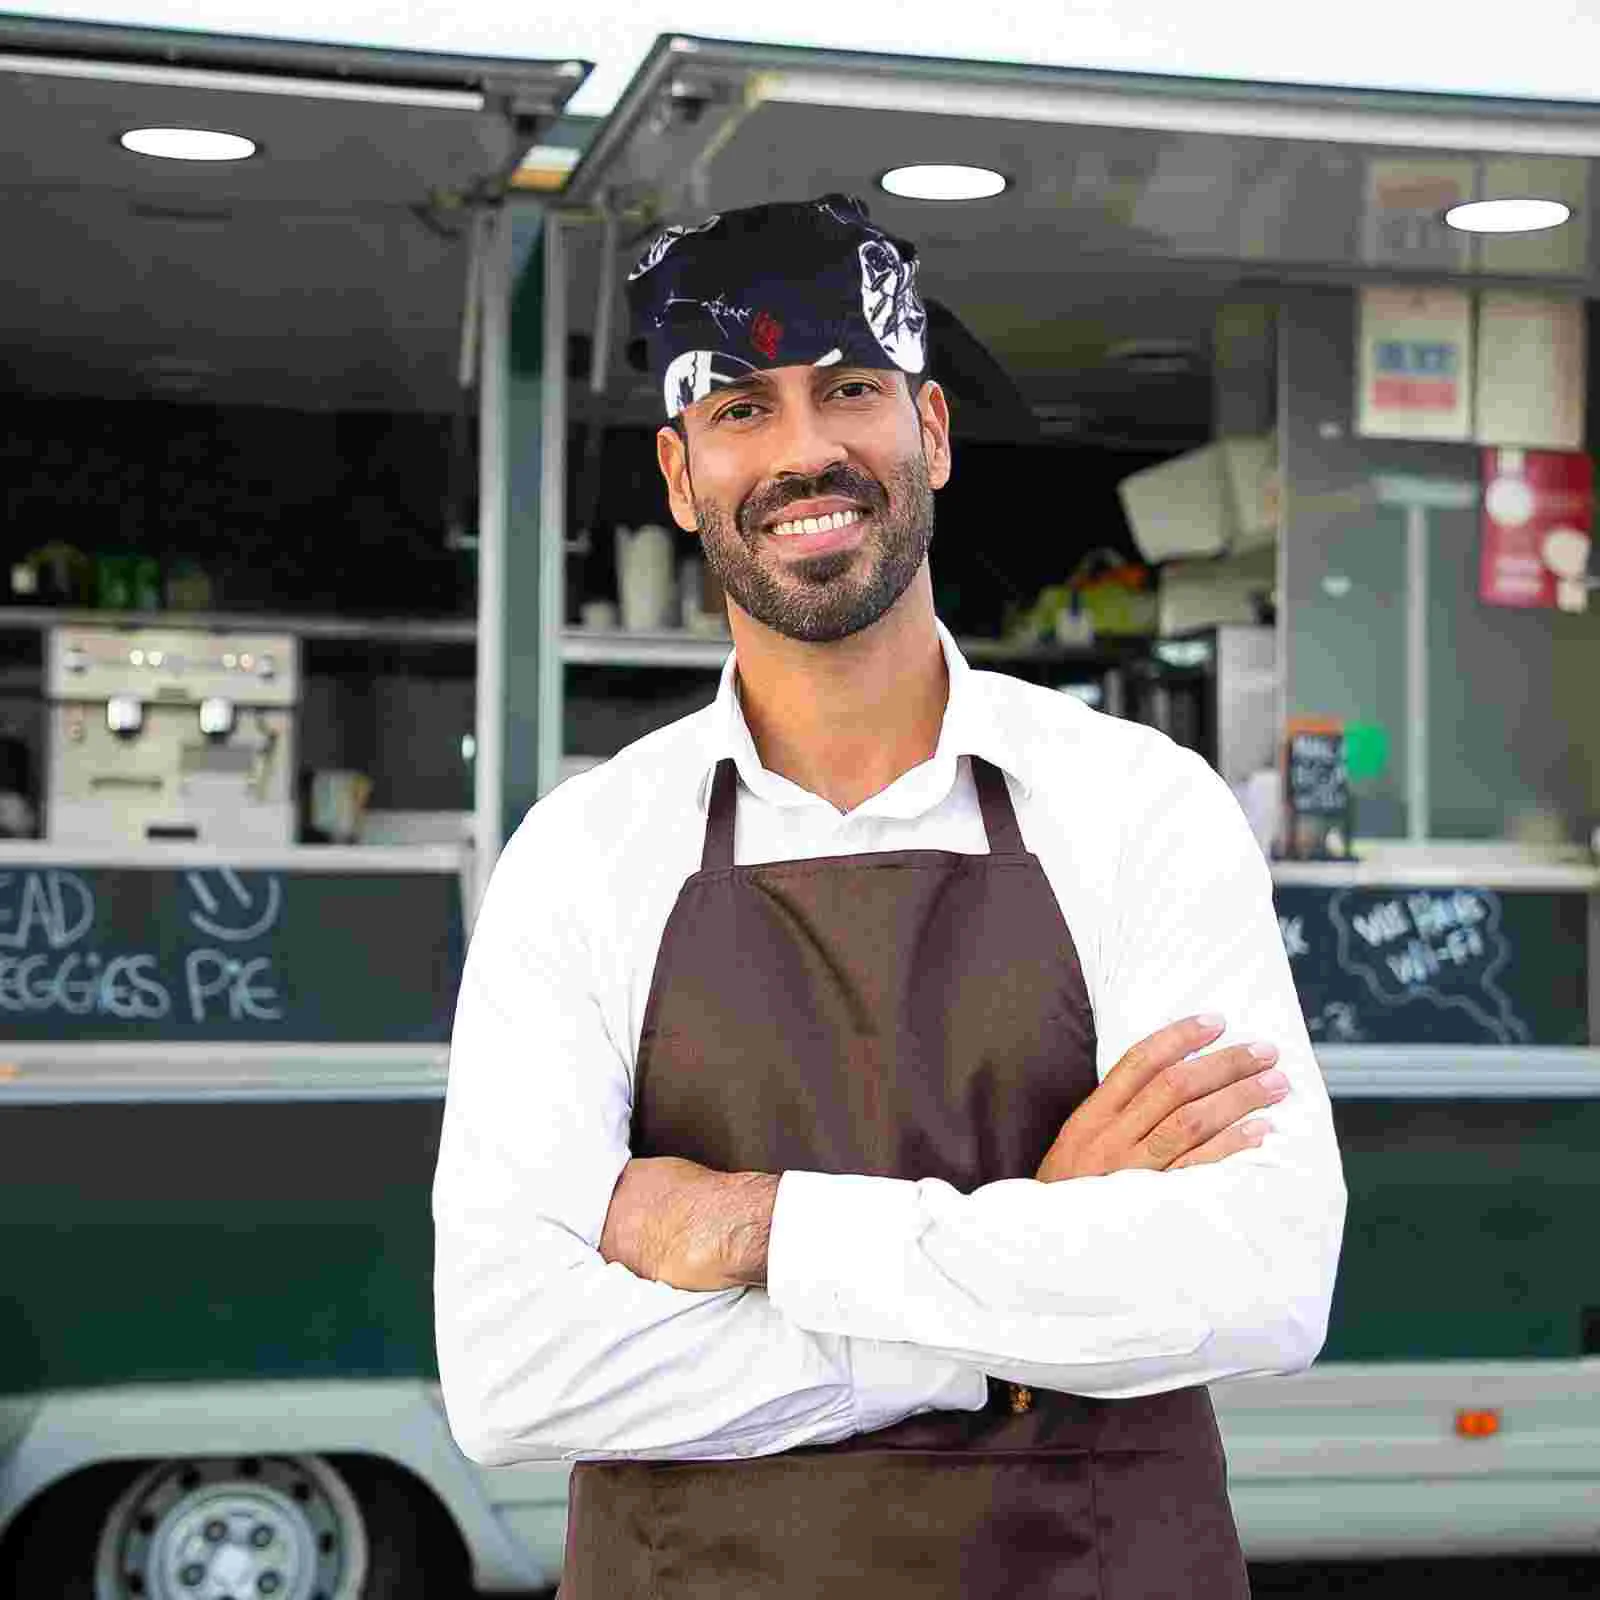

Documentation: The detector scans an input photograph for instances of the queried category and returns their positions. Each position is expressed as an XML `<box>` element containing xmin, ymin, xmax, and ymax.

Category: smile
<box><xmin>768</xmin><ymin>507</ymin><xmax>865</xmax><ymax>539</ymax></box>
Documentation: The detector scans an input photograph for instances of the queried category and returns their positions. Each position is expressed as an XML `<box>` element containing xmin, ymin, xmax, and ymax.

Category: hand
<box><xmin>599</xmin><ymin>1156</ymin><xmax>779</xmax><ymax>1292</ymax></box>
<box><xmin>1035</xmin><ymin>1015</ymin><xmax>1286</xmax><ymax>1183</ymax></box>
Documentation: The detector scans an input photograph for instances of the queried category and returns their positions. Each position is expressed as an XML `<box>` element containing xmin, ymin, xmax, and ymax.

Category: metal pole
<box><xmin>1405</xmin><ymin>503</ymin><xmax>1429</xmax><ymax>843</ymax></box>
<box><xmin>538</xmin><ymin>213</ymin><xmax>569</xmax><ymax>800</ymax></box>
<box><xmin>472</xmin><ymin>208</ymin><xmax>511</xmax><ymax>908</ymax></box>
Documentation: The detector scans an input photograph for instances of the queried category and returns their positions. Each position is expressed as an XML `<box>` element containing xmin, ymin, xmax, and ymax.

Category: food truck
<box><xmin>2</xmin><ymin>17</ymin><xmax>1599</xmax><ymax>1598</ymax></box>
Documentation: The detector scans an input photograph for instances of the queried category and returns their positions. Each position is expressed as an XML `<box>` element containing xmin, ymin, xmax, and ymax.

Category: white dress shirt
<box><xmin>433</xmin><ymin>621</ymin><xmax>1346</xmax><ymax>1467</ymax></box>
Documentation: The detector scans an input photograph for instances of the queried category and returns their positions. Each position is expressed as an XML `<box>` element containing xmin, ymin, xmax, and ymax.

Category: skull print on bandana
<box><xmin>858</xmin><ymin>237</ymin><xmax>927</xmax><ymax>374</ymax></box>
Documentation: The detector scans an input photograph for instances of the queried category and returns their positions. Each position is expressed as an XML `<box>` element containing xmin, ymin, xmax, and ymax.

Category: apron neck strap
<box><xmin>702</xmin><ymin>754</ymin><xmax>1025</xmax><ymax>869</ymax></box>
<box><xmin>970</xmin><ymin>756</ymin><xmax>1025</xmax><ymax>855</ymax></box>
<box><xmin>702</xmin><ymin>758</ymin><xmax>740</xmax><ymax>870</ymax></box>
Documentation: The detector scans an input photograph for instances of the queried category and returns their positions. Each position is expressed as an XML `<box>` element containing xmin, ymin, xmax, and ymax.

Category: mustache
<box><xmin>740</xmin><ymin>466</ymin><xmax>886</xmax><ymax>532</ymax></box>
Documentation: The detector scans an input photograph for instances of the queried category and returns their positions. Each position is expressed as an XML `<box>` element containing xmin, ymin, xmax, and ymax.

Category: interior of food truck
<box><xmin>0</xmin><ymin>18</ymin><xmax>583</xmax><ymax>858</ymax></box>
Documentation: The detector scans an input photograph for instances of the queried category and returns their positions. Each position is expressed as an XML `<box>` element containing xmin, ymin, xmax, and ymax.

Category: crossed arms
<box><xmin>600</xmin><ymin>1016</ymin><xmax>1287</xmax><ymax>1292</ymax></box>
<box><xmin>433</xmin><ymin>754</ymin><xmax>1346</xmax><ymax>1466</ymax></box>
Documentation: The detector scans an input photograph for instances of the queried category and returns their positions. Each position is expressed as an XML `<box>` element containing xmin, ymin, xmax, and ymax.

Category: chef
<box><xmin>433</xmin><ymin>194</ymin><xmax>1345</xmax><ymax>1597</ymax></box>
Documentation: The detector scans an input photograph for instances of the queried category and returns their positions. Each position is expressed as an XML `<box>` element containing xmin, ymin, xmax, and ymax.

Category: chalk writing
<box><xmin>1287</xmin><ymin>731</ymin><xmax>1348</xmax><ymax>818</ymax></box>
<box><xmin>184</xmin><ymin>868</ymin><xmax>284</xmax><ymax>944</ymax></box>
<box><xmin>1273</xmin><ymin>883</ymin><xmax>1576</xmax><ymax>1045</ymax></box>
<box><xmin>0</xmin><ymin>870</ymin><xmax>95</xmax><ymax>951</ymax></box>
<box><xmin>0</xmin><ymin>862</ymin><xmax>462</xmax><ymax>1043</ymax></box>
<box><xmin>0</xmin><ymin>867</ymin><xmax>283</xmax><ymax>1032</ymax></box>
<box><xmin>0</xmin><ymin>950</ymin><xmax>170</xmax><ymax>1019</ymax></box>
<box><xmin>184</xmin><ymin>950</ymin><xmax>283</xmax><ymax>1023</ymax></box>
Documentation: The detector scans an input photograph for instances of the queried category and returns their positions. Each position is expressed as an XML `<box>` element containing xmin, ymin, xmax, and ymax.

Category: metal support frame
<box><xmin>1371</xmin><ymin>475</ymin><xmax>1479</xmax><ymax>846</ymax></box>
<box><xmin>472</xmin><ymin>208</ymin><xmax>511</xmax><ymax>904</ymax></box>
<box><xmin>1404</xmin><ymin>503</ymin><xmax>1429</xmax><ymax>844</ymax></box>
<box><xmin>538</xmin><ymin>212</ymin><xmax>569</xmax><ymax>802</ymax></box>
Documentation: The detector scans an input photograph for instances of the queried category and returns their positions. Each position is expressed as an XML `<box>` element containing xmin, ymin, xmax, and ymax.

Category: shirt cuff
<box><xmin>767</xmin><ymin>1168</ymin><xmax>924</xmax><ymax>1342</ymax></box>
<box><xmin>846</xmin><ymin>1336</ymin><xmax>988</xmax><ymax>1435</ymax></box>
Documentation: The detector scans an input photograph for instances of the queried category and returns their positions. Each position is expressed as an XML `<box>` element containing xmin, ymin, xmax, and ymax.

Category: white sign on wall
<box><xmin>1474</xmin><ymin>295</ymin><xmax>1587</xmax><ymax>453</ymax></box>
<box><xmin>1356</xmin><ymin>286</ymin><xmax>1474</xmax><ymax>442</ymax></box>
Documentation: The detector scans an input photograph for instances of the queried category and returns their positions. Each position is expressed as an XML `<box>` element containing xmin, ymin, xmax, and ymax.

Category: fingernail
<box><xmin>1194</xmin><ymin>1012</ymin><xmax>1226</xmax><ymax>1031</ymax></box>
<box><xmin>1247</xmin><ymin>1041</ymin><xmax>1279</xmax><ymax>1062</ymax></box>
<box><xmin>1256</xmin><ymin>1069</ymin><xmax>1289</xmax><ymax>1095</ymax></box>
<box><xmin>1243</xmin><ymin>1121</ymin><xmax>1272</xmax><ymax>1144</ymax></box>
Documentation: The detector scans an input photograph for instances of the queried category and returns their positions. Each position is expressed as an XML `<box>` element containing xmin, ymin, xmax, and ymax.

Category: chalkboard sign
<box><xmin>0</xmin><ymin>864</ymin><xmax>465</xmax><ymax>1043</ymax></box>
<box><xmin>1275</xmin><ymin>883</ymin><xmax>1589</xmax><ymax>1046</ymax></box>
<box><xmin>1286</xmin><ymin>725</ymin><xmax>1349</xmax><ymax>819</ymax></box>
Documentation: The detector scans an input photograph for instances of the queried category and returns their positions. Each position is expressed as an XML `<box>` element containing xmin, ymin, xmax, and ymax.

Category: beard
<box><xmin>691</xmin><ymin>451</ymin><xmax>935</xmax><ymax>644</ymax></box>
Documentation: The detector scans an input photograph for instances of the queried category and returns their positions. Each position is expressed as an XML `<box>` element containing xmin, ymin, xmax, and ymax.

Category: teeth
<box><xmin>770</xmin><ymin>508</ymin><xmax>862</xmax><ymax>538</ymax></box>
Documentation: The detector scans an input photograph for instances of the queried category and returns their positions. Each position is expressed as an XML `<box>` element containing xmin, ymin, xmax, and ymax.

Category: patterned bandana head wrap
<box><xmin>625</xmin><ymin>193</ymin><xmax>929</xmax><ymax>420</ymax></box>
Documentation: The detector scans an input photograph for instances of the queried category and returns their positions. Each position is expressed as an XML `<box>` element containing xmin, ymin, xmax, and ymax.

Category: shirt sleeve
<box><xmin>432</xmin><ymin>797</ymin><xmax>987</xmax><ymax>1466</ymax></box>
<box><xmin>766</xmin><ymin>741</ymin><xmax>1347</xmax><ymax>1397</ymax></box>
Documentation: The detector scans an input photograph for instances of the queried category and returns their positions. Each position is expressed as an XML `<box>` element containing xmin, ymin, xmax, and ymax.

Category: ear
<box><xmin>655</xmin><ymin>424</ymin><xmax>700</xmax><ymax>533</ymax></box>
<box><xmin>915</xmin><ymin>379</ymin><xmax>953</xmax><ymax>491</ymax></box>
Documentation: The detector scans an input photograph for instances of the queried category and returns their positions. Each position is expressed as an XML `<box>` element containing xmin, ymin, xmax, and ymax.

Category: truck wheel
<box><xmin>92</xmin><ymin>1454</ymin><xmax>371</xmax><ymax>1600</ymax></box>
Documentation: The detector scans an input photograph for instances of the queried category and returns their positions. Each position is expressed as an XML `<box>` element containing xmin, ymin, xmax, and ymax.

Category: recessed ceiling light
<box><xmin>1444</xmin><ymin>197</ymin><xmax>1570</xmax><ymax>234</ymax></box>
<box><xmin>120</xmin><ymin>127</ymin><xmax>257</xmax><ymax>163</ymax></box>
<box><xmin>879</xmin><ymin>164</ymin><xmax>1007</xmax><ymax>202</ymax></box>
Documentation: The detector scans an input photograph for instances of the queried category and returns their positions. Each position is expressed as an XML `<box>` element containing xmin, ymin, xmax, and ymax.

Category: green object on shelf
<box><xmin>1344</xmin><ymin>720</ymin><xmax>1390</xmax><ymax>782</ymax></box>
<box><xmin>95</xmin><ymin>553</ymin><xmax>161</xmax><ymax>611</ymax></box>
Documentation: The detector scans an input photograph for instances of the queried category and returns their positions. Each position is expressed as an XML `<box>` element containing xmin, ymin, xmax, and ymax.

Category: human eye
<box><xmin>712</xmin><ymin>397</ymin><xmax>765</xmax><ymax>424</ymax></box>
<box><xmin>828</xmin><ymin>378</ymin><xmax>881</xmax><ymax>401</ymax></box>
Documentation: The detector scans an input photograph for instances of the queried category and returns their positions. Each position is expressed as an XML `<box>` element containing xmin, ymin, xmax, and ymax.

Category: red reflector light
<box><xmin>1454</xmin><ymin>1408</ymin><xmax>1501</xmax><ymax>1439</ymax></box>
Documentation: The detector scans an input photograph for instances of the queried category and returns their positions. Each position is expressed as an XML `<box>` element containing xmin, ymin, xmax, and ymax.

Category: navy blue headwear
<box><xmin>625</xmin><ymin>194</ymin><xmax>929</xmax><ymax>420</ymax></box>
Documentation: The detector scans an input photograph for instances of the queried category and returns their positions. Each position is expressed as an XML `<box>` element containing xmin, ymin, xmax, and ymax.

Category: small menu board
<box><xmin>1281</xmin><ymin>717</ymin><xmax>1354</xmax><ymax>860</ymax></box>
<box><xmin>1276</xmin><ymin>883</ymin><xmax>1589</xmax><ymax>1046</ymax></box>
<box><xmin>0</xmin><ymin>863</ymin><xmax>465</xmax><ymax>1042</ymax></box>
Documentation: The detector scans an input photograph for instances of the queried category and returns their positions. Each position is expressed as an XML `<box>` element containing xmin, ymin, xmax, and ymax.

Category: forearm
<box><xmin>767</xmin><ymin>1148</ymin><xmax>1345</xmax><ymax>1398</ymax></box>
<box><xmin>599</xmin><ymin>1157</ymin><xmax>779</xmax><ymax>1290</ymax></box>
<box><xmin>434</xmin><ymin>1205</ymin><xmax>983</xmax><ymax>1464</ymax></box>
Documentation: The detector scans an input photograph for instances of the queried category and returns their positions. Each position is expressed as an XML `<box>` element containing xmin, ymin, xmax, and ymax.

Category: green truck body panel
<box><xmin>2</xmin><ymin>1098</ymin><xmax>1597</xmax><ymax>1396</ymax></box>
<box><xmin>1323</xmin><ymin>1100</ymin><xmax>1600</xmax><ymax>1362</ymax></box>
<box><xmin>0</xmin><ymin>1101</ymin><xmax>440</xmax><ymax>1393</ymax></box>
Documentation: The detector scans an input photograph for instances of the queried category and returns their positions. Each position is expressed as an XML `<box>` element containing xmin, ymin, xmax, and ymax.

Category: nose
<box><xmin>765</xmin><ymin>397</ymin><xmax>849</xmax><ymax>483</ymax></box>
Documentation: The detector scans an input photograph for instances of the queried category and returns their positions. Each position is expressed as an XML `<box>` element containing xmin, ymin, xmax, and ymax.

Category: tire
<box><xmin>2</xmin><ymin>1452</ymin><xmax>453</xmax><ymax>1600</ymax></box>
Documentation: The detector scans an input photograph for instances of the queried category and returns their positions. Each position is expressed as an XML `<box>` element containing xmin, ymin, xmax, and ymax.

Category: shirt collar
<box><xmin>694</xmin><ymin>618</ymin><xmax>1034</xmax><ymax>815</ymax></box>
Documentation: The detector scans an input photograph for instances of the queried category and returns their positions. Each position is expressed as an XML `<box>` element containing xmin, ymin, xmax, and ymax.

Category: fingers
<box><xmin>1089</xmin><ymin>1014</ymin><xmax>1229</xmax><ymax>1120</ymax></box>
<box><xmin>1168</xmin><ymin>1119</ymin><xmax>1273</xmax><ymax>1171</ymax></box>
<box><xmin>1120</xmin><ymin>1040</ymin><xmax>1281</xmax><ymax>1147</ymax></box>
<box><xmin>1136</xmin><ymin>1062</ymin><xmax>1289</xmax><ymax>1170</ymax></box>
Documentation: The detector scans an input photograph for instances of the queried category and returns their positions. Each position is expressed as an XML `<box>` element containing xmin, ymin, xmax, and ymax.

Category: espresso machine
<box><xmin>45</xmin><ymin>625</ymin><xmax>299</xmax><ymax>847</ymax></box>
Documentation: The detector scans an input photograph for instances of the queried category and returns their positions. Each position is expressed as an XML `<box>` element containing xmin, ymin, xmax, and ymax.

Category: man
<box><xmin>434</xmin><ymin>194</ymin><xmax>1345</xmax><ymax>1597</ymax></box>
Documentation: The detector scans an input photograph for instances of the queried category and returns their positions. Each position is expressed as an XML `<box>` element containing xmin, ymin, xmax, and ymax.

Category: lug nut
<box><xmin>250</xmin><ymin>1525</ymin><xmax>274</xmax><ymax>1549</ymax></box>
<box><xmin>180</xmin><ymin>1563</ymin><xmax>205</xmax><ymax>1587</ymax></box>
<box><xmin>204</xmin><ymin>1520</ymin><xmax>228</xmax><ymax>1543</ymax></box>
<box><xmin>259</xmin><ymin>1572</ymin><xmax>281</xmax><ymax>1595</ymax></box>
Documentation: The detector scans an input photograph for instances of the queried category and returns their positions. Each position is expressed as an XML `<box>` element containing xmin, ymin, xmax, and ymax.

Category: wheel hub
<box><xmin>95</xmin><ymin>1456</ymin><xmax>366</xmax><ymax>1600</ymax></box>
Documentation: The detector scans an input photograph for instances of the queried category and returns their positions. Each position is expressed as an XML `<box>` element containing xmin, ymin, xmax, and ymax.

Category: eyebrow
<box><xmin>711</xmin><ymin>366</ymin><xmax>883</xmax><ymax>402</ymax></box>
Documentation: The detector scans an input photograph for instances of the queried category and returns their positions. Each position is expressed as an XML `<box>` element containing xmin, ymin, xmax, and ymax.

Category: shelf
<box><xmin>0</xmin><ymin>610</ymin><xmax>1157</xmax><ymax>669</ymax></box>
<box><xmin>0</xmin><ymin>607</ymin><xmax>476</xmax><ymax>645</ymax></box>
<box><xmin>560</xmin><ymin>629</ymin><xmax>1152</xmax><ymax>670</ymax></box>
<box><xmin>1317</xmin><ymin>1045</ymin><xmax>1600</xmax><ymax>1099</ymax></box>
<box><xmin>562</xmin><ymin>628</ymin><xmax>731</xmax><ymax>668</ymax></box>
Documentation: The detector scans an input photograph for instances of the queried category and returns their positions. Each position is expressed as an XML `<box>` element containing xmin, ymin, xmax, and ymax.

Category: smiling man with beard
<box><xmin>433</xmin><ymin>195</ymin><xmax>1345</xmax><ymax>1598</ymax></box>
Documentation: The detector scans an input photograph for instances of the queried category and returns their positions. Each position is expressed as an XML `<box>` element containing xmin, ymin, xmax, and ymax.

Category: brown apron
<box><xmin>563</xmin><ymin>756</ymin><xmax>1249</xmax><ymax>1598</ymax></box>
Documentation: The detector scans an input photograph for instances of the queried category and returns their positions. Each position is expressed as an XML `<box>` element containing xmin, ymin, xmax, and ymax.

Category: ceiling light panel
<box><xmin>120</xmin><ymin>127</ymin><xmax>257</xmax><ymax>162</ymax></box>
<box><xmin>1444</xmin><ymin>197</ymin><xmax>1571</xmax><ymax>233</ymax></box>
<box><xmin>879</xmin><ymin>164</ymin><xmax>1007</xmax><ymax>201</ymax></box>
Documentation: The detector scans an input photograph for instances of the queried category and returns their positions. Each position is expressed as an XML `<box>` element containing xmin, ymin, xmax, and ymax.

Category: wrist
<box><xmin>716</xmin><ymin>1170</ymin><xmax>779</xmax><ymax>1287</ymax></box>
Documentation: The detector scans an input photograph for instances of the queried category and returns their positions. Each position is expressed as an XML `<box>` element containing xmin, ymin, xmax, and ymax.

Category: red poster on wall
<box><xmin>1479</xmin><ymin>448</ymin><xmax>1594</xmax><ymax>612</ymax></box>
